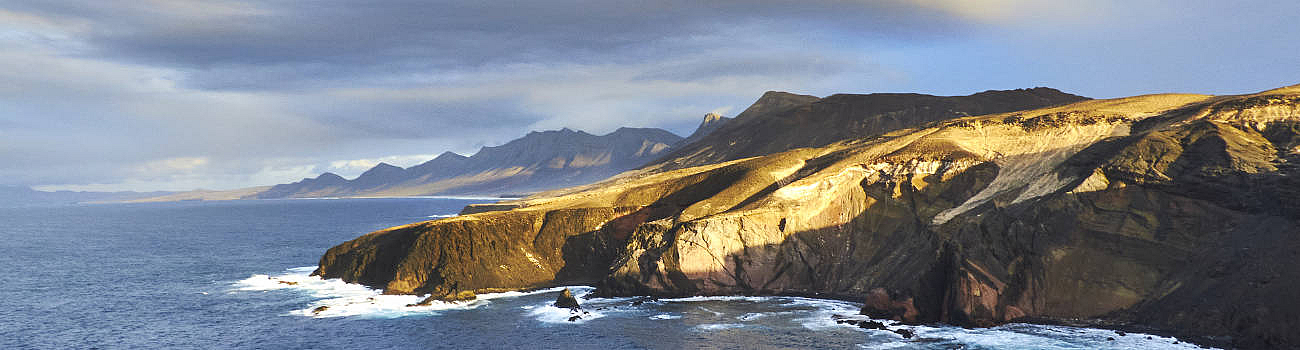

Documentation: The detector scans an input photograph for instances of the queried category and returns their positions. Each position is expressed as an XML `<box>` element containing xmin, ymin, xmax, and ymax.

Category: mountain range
<box><xmin>0</xmin><ymin>186</ymin><xmax>173</xmax><ymax>207</ymax></box>
<box><xmin>255</xmin><ymin>127</ymin><xmax>684</xmax><ymax>199</ymax></box>
<box><xmin>314</xmin><ymin>84</ymin><xmax>1300</xmax><ymax>349</ymax></box>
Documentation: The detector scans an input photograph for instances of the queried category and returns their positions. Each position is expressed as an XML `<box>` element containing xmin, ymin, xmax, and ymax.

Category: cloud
<box><xmin>326</xmin><ymin>154</ymin><xmax>440</xmax><ymax>176</ymax></box>
<box><xmin>1</xmin><ymin>1</ymin><xmax>1296</xmax><ymax>191</ymax></box>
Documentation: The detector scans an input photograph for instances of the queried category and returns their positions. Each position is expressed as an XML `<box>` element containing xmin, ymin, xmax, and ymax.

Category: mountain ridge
<box><xmin>253</xmin><ymin>126</ymin><xmax>684</xmax><ymax>199</ymax></box>
<box><xmin>312</xmin><ymin>84</ymin><xmax>1300</xmax><ymax>349</ymax></box>
<box><xmin>646</xmin><ymin>87</ymin><xmax>1088</xmax><ymax>171</ymax></box>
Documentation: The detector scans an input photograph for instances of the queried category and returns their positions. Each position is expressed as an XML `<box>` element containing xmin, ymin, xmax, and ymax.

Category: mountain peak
<box><xmin>734</xmin><ymin>91</ymin><xmax>820</xmax><ymax>121</ymax></box>
<box><xmin>434</xmin><ymin>151</ymin><xmax>467</xmax><ymax>161</ymax></box>
<box><xmin>680</xmin><ymin>112</ymin><xmax>732</xmax><ymax>146</ymax></box>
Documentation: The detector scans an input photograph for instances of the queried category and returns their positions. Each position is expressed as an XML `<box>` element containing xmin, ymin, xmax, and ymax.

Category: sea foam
<box><xmin>521</xmin><ymin>286</ymin><xmax>609</xmax><ymax>324</ymax></box>
<box><xmin>232</xmin><ymin>267</ymin><xmax>567</xmax><ymax>319</ymax></box>
<box><xmin>233</xmin><ymin>270</ymin><xmax>1218</xmax><ymax>349</ymax></box>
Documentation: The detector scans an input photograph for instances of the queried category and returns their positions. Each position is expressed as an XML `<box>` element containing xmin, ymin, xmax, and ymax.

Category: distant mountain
<box><xmin>0</xmin><ymin>185</ymin><xmax>173</xmax><ymax>207</ymax></box>
<box><xmin>254</xmin><ymin>127</ymin><xmax>684</xmax><ymax>198</ymax></box>
<box><xmin>647</xmin><ymin>88</ymin><xmax>1088</xmax><ymax>170</ymax></box>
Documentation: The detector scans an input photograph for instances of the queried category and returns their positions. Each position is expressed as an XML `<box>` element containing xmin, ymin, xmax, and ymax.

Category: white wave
<box><xmin>695</xmin><ymin>323</ymin><xmax>745</xmax><ymax>331</ymax></box>
<box><xmin>426</xmin><ymin>214</ymin><xmax>458</xmax><ymax>218</ymax></box>
<box><xmin>232</xmin><ymin>267</ymin><xmax>568</xmax><ymax>319</ymax></box>
<box><xmin>650</xmin><ymin>314</ymin><xmax>681</xmax><ymax>320</ymax></box>
<box><xmin>663</xmin><ymin>295</ymin><xmax>774</xmax><ymax>303</ymax></box>
<box><xmin>520</xmin><ymin>286</ymin><xmax>608</xmax><ymax>324</ymax></box>
<box><xmin>697</xmin><ymin>306</ymin><xmax>724</xmax><ymax>317</ymax></box>
<box><xmin>857</xmin><ymin>341</ymin><xmax>910</xmax><ymax>350</ymax></box>
<box><xmin>523</xmin><ymin>304</ymin><xmax>607</xmax><ymax>324</ymax></box>
<box><xmin>782</xmin><ymin>297</ymin><xmax>869</xmax><ymax>331</ymax></box>
<box><xmin>904</xmin><ymin>323</ymin><xmax>1214</xmax><ymax>350</ymax></box>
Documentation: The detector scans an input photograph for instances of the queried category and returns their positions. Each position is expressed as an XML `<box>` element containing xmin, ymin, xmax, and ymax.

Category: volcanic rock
<box><xmin>554</xmin><ymin>288</ymin><xmax>581</xmax><ymax>309</ymax></box>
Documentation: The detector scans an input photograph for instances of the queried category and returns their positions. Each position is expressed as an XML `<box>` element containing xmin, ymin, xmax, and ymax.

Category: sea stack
<box><xmin>554</xmin><ymin>288</ymin><xmax>581</xmax><ymax>309</ymax></box>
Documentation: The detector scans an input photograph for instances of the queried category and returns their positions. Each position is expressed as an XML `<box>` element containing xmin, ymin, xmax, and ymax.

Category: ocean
<box><xmin>0</xmin><ymin>198</ymin><xmax>1210</xmax><ymax>349</ymax></box>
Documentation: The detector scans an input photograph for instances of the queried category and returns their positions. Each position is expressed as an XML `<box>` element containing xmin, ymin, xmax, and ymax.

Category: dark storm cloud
<box><xmin>11</xmin><ymin>0</ymin><xmax>973</xmax><ymax>90</ymax></box>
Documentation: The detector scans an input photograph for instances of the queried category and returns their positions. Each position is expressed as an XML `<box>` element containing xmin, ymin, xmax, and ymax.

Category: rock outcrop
<box><xmin>680</xmin><ymin>112</ymin><xmax>732</xmax><ymax>146</ymax></box>
<box><xmin>314</xmin><ymin>84</ymin><xmax>1300</xmax><ymax>349</ymax></box>
<box><xmin>554</xmin><ymin>288</ymin><xmax>581</xmax><ymax>309</ymax></box>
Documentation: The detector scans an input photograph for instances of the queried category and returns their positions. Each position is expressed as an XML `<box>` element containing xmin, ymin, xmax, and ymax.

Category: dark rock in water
<box><xmin>312</xmin><ymin>306</ymin><xmax>329</xmax><ymax>314</ymax></box>
<box><xmin>409</xmin><ymin>290</ymin><xmax>477</xmax><ymax>307</ymax></box>
<box><xmin>630</xmin><ymin>296</ymin><xmax>657</xmax><ymax>306</ymax></box>
<box><xmin>1107</xmin><ymin>337</ymin><xmax>1116</xmax><ymax>341</ymax></box>
<box><xmin>555</xmin><ymin>288</ymin><xmax>581</xmax><ymax>309</ymax></box>
<box><xmin>1115</xmin><ymin>330</ymin><xmax>1126</xmax><ymax>336</ymax></box>
<box><xmin>568</xmin><ymin>315</ymin><xmax>582</xmax><ymax>322</ymax></box>
<box><xmin>856</xmin><ymin>320</ymin><xmax>889</xmax><ymax>330</ymax></box>
<box><xmin>892</xmin><ymin>328</ymin><xmax>915</xmax><ymax>339</ymax></box>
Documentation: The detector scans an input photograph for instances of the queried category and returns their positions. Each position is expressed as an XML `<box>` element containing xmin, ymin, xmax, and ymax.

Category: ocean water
<box><xmin>0</xmin><ymin>198</ymin><xmax>1211</xmax><ymax>349</ymax></box>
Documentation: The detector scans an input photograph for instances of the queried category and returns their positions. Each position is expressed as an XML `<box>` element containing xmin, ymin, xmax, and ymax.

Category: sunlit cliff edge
<box><xmin>314</xmin><ymin>84</ymin><xmax>1300</xmax><ymax>348</ymax></box>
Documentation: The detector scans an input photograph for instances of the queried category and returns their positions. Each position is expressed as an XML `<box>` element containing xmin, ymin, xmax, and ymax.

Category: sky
<box><xmin>1</xmin><ymin>0</ymin><xmax>1297</xmax><ymax>192</ymax></box>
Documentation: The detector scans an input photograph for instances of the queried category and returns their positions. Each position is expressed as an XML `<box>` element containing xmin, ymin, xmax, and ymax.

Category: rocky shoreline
<box><xmin>315</xmin><ymin>85</ymin><xmax>1300</xmax><ymax>349</ymax></box>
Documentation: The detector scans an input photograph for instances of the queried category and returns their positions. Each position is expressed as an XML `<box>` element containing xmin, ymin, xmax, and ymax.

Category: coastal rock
<box><xmin>860</xmin><ymin>288</ymin><xmax>920</xmax><ymax>323</ymax></box>
<box><xmin>314</xmin><ymin>84</ymin><xmax>1300</xmax><ymax>349</ymax></box>
<box><xmin>408</xmin><ymin>290</ymin><xmax>477</xmax><ymax>307</ymax></box>
<box><xmin>892</xmin><ymin>328</ymin><xmax>915</xmax><ymax>339</ymax></box>
<box><xmin>554</xmin><ymin>288</ymin><xmax>581</xmax><ymax>309</ymax></box>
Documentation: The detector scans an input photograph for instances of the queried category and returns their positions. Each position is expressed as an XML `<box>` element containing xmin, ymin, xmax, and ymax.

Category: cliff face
<box><xmin>314</xmin><ymin>85</ymin><xmax>1300</xmax><ymax>348</ymax></box>
<box><xmin>256</xmin><ymin>127</ymin><xmax>683</xmax><ymax>198</ymax></box>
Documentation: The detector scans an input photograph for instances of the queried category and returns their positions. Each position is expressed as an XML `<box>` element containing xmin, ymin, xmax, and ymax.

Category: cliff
<box><xmin>313</xmin><ymin>85</ymin><xmax>1300</xmax><ymax>348</ymax></box>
